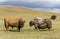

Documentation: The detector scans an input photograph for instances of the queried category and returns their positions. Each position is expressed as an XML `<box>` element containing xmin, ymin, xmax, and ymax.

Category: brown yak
<box><xmin>29</xmin><ymin>15</ymin><xmax>56</xmax><ymax>30</ymax></box>
<box><xmin>4</xmin><ymin>18</ymin><xmax>25</xmax><ymax>32</ymax></box>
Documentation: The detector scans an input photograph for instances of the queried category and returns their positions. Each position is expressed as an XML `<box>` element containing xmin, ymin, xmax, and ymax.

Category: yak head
<box><xmin>19</xmin><ymin>18</ymin><xmax>25</xmax><ymax>28</ymax></box>
<box><xmin>29</xmin><ymin>20</ymin><xmax>34</xmax><ymax>27</ymax></box>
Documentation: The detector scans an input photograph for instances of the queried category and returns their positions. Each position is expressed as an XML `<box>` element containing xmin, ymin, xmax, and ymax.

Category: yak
<box><xmin>29</xmin><ymin>15</ymin><xmax>56</xmax><ymax>30</ymax></box>
<box><xmin>4</xmin><ymin>18</ymin><xmax>25</xmax><ymax>32</ymax></box>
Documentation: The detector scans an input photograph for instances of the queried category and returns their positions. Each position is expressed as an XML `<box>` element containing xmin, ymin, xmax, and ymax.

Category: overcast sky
<box><xmin>0</xmin><ymin>0</ymin><xmax>60</xmax><ymax>13</ymax></box>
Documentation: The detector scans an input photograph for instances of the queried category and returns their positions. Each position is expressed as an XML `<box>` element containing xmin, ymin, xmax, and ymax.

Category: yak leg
<box><xmin>11</xmin><ymin>26</ymin><xmax>13</xmax><ymax>29</ymax></box>
<box><xmin>5</xmin><ymin>25</ymin><xmax>9</xmax><ymax>31</ymax></box>
<box><xmin>18</xmin><ymin>27</ymin><xmax>20</xmax><ymax>32</ymax></box>
<box><xmin>17</xmin><ymin>26</ymin><xmax>20</xmax><ymax>32</ymax></box>
<box><xmin>4</xmin><ymin>19</ymin><xmax>9</xmax><ymax>31</ymax></box>
<box><xmin>48</xmin><ymin>24</ymin><xmax>52</xmax><ymax>30</ymax></box>
<box><xmin>48</xmin><ymin>27</ymin><xmax>51</xmax><ymax>31</ymax></box>
<box><xmin>38</xmin><ymin>26</ymin><xmax>40</xmax><ymax>29</ymax></box>
<box><xmin>4</xmin><ymin>23</ymin><xmax>9</xmax><ymax>31</ymax></box>
<box><xmin>34</xmin><ymin>24</ymin><xmax>38</xmax><ymax>29</ymax></box>
<box><xmin>47</xmin><ymin>21</ymin><xmax>52</xmax><ymax>31</ymax></box>
<box><xmin>34</xmin><ymin>26</ymin><xmax>37</xmax><ymax>29</ymax></box>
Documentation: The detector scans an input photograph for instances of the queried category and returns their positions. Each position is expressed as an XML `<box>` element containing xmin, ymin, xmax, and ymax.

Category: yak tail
<box><xmin>50</xmin><ymin>15</ymin><xmax>57</xmax><ymax>20</ymax></box>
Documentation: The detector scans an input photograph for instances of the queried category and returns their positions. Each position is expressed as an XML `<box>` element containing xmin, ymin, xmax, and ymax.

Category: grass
<box><xmin>0</xmin><ymin>6</ymin><xmax>60</xmax><ymax>39</ymax></box>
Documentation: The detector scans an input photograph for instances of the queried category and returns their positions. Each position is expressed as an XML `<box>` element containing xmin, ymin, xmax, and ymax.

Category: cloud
<box><xmin>48</xmin><ymin>8</ymin><xmax>60</xmax><ymax>13</ymax></box>
<box><xmin>0</xmin><ymin>0</ymin><xmax>7</xmax><ymax>2</ymax></box>
<box><xmin>0</xmin><ymin>0</ymin><xmax>60</xmax><ymax>13</ymax></box>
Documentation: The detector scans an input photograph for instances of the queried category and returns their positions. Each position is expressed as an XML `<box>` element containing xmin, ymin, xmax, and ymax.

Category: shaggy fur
<box><xmin>4</xmin><ymin>18</ymin><xmax>25</xmax><ymax>32</ymax></box>
<box><xmin>29</xmin><ymin>15</ymin><xmax>56</xmax><ymax>30</ymax></box>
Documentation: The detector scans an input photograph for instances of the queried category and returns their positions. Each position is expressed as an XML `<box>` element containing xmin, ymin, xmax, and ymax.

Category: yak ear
<box><xmin>29</xmin><ymin>21</ymin><xmax>34</xmax><ymax>26</ymax></box>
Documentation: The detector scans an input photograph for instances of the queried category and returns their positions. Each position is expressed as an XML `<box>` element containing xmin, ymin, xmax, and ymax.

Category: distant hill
<box><xmin>0</xmin><ymin>6</ymin><xmax>59</xmax><ymax>22</ymax></box>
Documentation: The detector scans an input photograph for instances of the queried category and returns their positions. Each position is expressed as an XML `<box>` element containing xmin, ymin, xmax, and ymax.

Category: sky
<box><xmin>0</xmin><ymin>0</ymin><xmax>60</xmax><ymax>13</ymax></box>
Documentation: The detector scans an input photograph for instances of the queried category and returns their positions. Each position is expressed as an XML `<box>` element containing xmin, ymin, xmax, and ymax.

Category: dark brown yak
<box><xmin>29</xmin><ymin>15</ymin><xmax>56</xmax><ymax>30</ymax></box>
<box><xmin>4</xmin><ymin>18</ymin><xmax>25</xmax><ymax>32</ymax></box>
